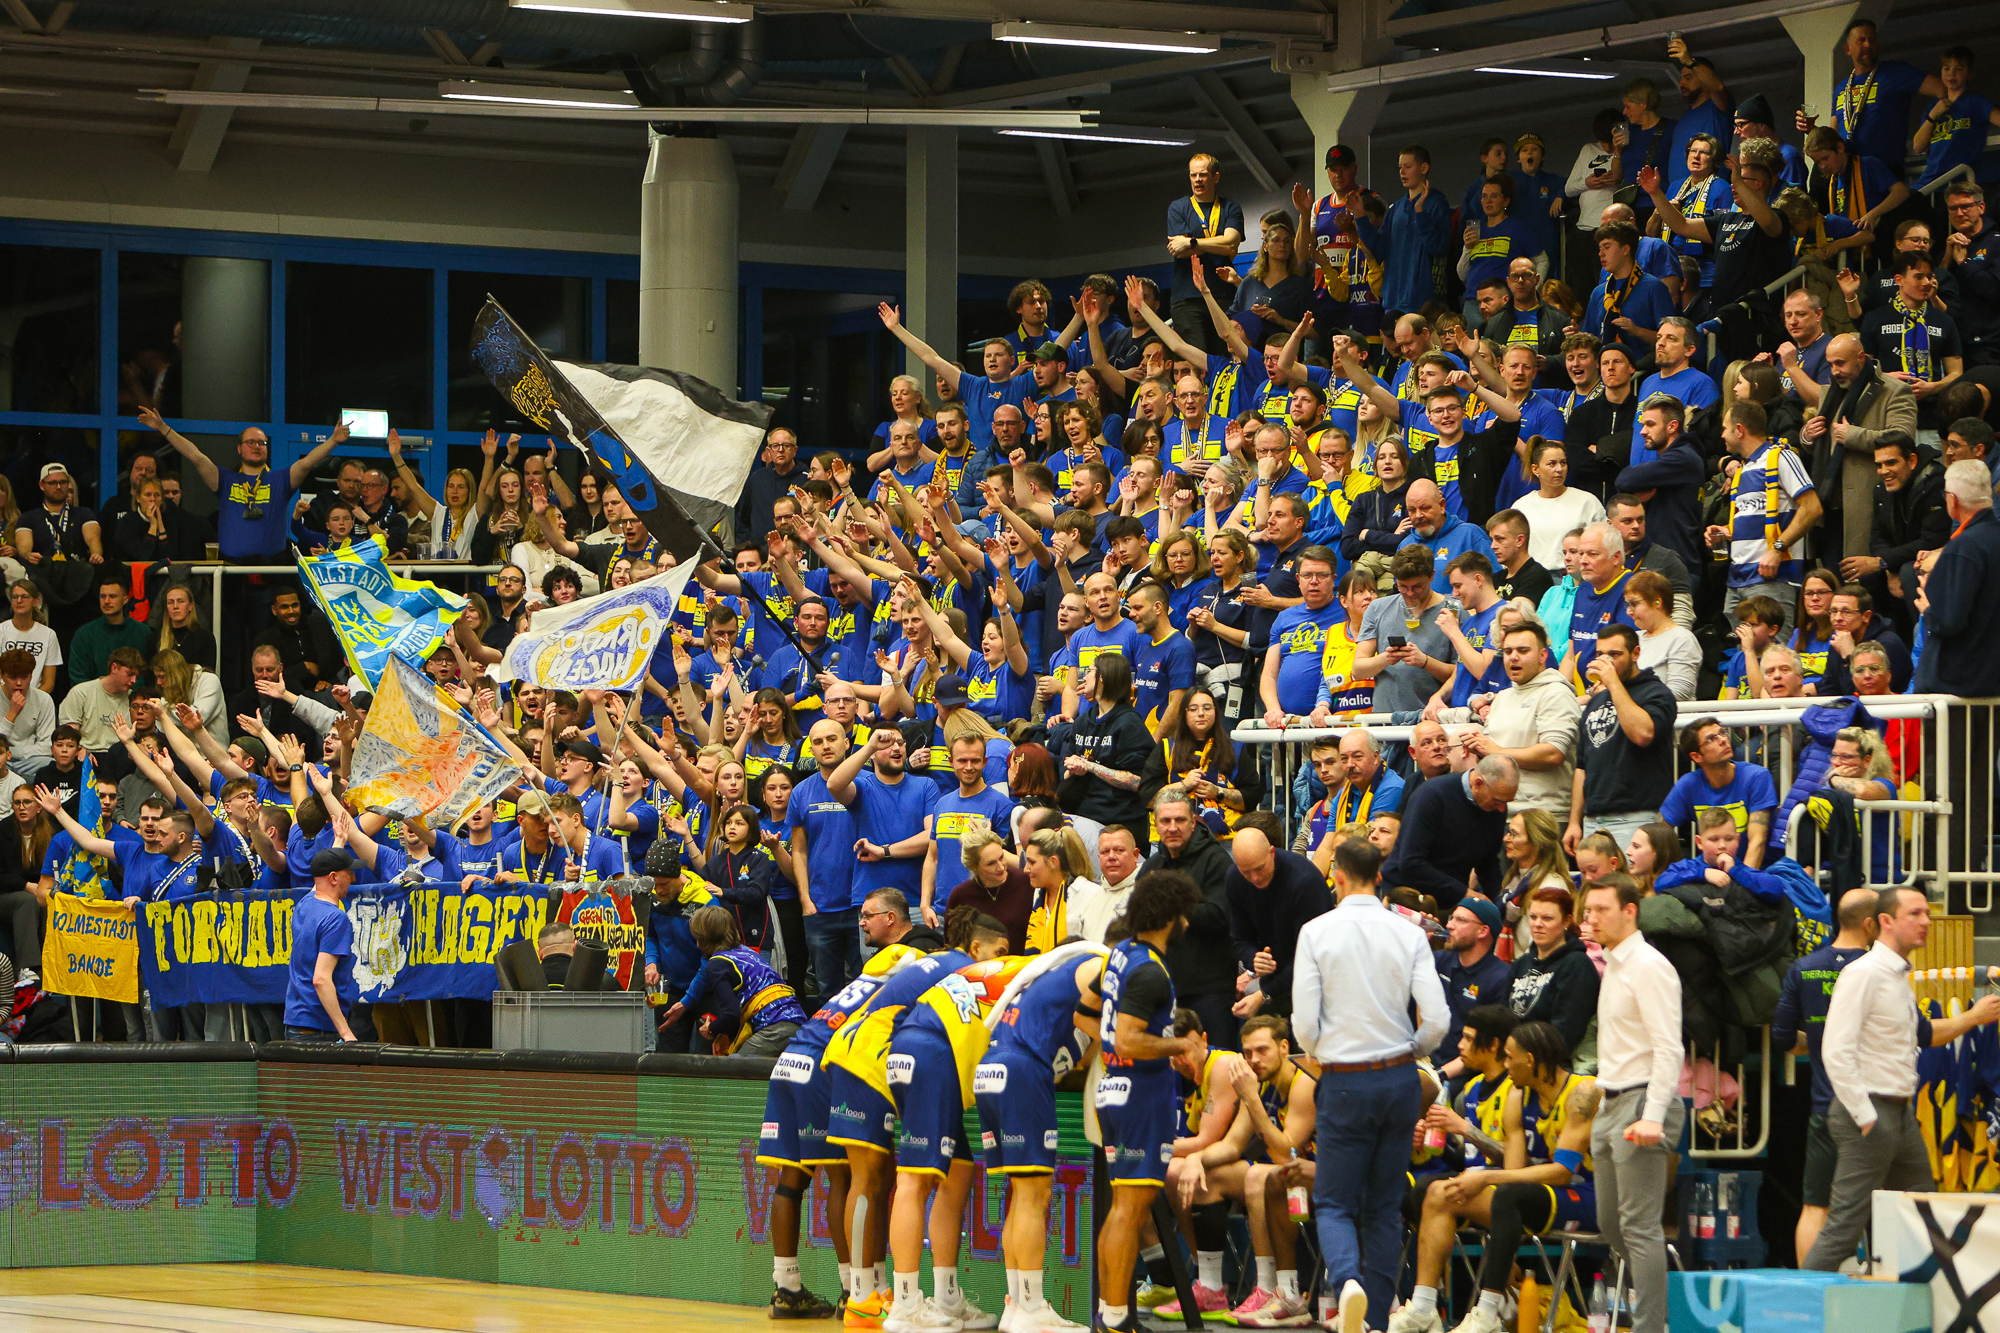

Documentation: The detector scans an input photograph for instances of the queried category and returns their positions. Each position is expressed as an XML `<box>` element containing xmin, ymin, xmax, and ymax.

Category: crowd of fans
<box><xmin>1</xmin><ymin>22</ymin><xmax>1998</xmax><ymax>1330</ymax></box>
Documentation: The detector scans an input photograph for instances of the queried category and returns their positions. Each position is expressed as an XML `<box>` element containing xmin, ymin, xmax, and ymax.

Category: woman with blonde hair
<box><xmin>867</xmin><ymin>372</ymin><xmax>938</xmax><ymax>467</ymax></box>
<box><xmin>389</xmin><ymin>428</ymin><xmax>495</xmax><ymax>559</ymax></box>
<box><xmin>1499</xmin><ymin>808</ymin><xmax>1571</xmax><ymax>960</ymax></box>
<box><xmin>1021</xmin><ymin>825</ymin><xmax>1093</xmax><ymax>954</ymax></box>
<box><xmin>151</xmin><ymin>647</ymin><xmax>228</xmax><ymax>745</ymax></box>
<box><xmin>1231</xmin><ymin>209</ymin><xmax>1309</xmax><ymax>337</ymax></box>
<box><xmin>153</xmin><ymin>583</ymin><xmax>216</xmax><ymax>672</ymax></box>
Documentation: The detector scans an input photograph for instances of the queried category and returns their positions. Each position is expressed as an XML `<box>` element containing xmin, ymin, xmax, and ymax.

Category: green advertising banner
<box><xmin>0</xmin><ymin>1056</ymin><xmax>1098</xmax><ymax>1319</ymax></box>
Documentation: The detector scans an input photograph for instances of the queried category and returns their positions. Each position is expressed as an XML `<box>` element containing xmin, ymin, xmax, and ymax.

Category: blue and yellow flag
<box><xmin>297</xmin><ymin>535</ymin><xmax>466</xmax><ymax>688</ymax></box>
<box><xmin>346</xmin><ymin>656</ymin><xmax>522</xmax><ymax>825</ymax></box>
<box><xmin>54</xmin><ymin>755</ymin><xmax>114</xmax><ymax>901</ymax></box>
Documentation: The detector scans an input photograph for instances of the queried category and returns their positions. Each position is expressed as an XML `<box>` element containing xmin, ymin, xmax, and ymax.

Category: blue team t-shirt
<box><xmin>1131</xmin><ymin>631</ymin><xmax>1198</xmax><ymax>732</ymax></box>
<box><xmin>1658</xmin><ymin>764</ymin><xmax>1780</xmax><ymax>859</ymax></box>
<box><xmin>1449</xmin><ymin>602</ymin><xmax>1511</xmax><ymax>707</ymax></box>
<box><xmin>787</xmin><ymin>771</ymin><xmax>860</xmax><ymax>914</ymax></box>
<box><xmin>285</xmin><ymin>892</ymin><xmax>357</xmax><ymax>1032</ymax></box>
<box><xmin>218</xmin><ymin>466</ymin><xmax>297</xmax><ymax>560</ymax></box>
<box><xmin>848</xmin><ymin>771</ymin><xmax>939</xmax><ymax>906</ymax></box>
<box><xmin>1268</xmin><ymin>602</ymin><xmax>1345</xmax><ymax>715</ymax></box>
<box><xmin>1568</xmin><ymin>572</ymin><xmax>1636</xmax><ymax>674</ymax></box>
<box><xmin>1631</xmin><ymin>368</ymin><xmax>1722</xmax><ymax>464</ymax></box>
<box><xmin>930</xmin><ymin>785</ymin><xmax>1019</xmax><ymax>894</ymax></box>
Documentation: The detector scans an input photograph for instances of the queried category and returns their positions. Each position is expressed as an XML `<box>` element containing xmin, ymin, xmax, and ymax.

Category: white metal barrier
<box><xmin>185</xmin><ymin>560</ymin><xmax>505</xmax><ymax>638</ymax></box>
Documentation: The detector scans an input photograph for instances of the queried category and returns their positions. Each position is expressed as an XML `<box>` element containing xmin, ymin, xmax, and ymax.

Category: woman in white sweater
<box><xmin>1513</xmin><ymin>439</ymin><xmax>1606</xmax><ymax>571</ymax></box>
<box><xmin>1625</xmin><ymin>568</ymin><xmax>1700</xmax><ymax>700</ymax></box>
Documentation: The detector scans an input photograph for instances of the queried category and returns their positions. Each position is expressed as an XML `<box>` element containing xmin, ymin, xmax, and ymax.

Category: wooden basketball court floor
<box><xmin>0</xmin><ymin>1264</ymin><xmax>778</xmax><ymax>1332</ymax></box>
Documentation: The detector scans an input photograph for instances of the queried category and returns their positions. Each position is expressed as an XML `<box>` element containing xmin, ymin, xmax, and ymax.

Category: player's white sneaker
<box><xmin>935</xmin><ymin>1292</ymin><xmax>999</xmax><ymax>1331</ymax></box>
<box><xmin>1240</xmin><ymin>1292</ymin><xmax>1314</xmax><ymax>1328</ymax></box>
<box><xmin>1446</xmin><ymin>1306</ymin><xmax>1504</xmax><ymax>1333</ymax></box>
<box><xmin>1385</xmin><ymin>1306</ymin><xmax>1443</xmax><ymax>1333</ymax></box>
<box><xmin>1012</xmin><ymin>1304</ymin><xmax>1087</xmax><ymax>1333</ymax></box>
<box><xmin>885</xmin><ymin>1297</ymin><xmax>960</xmax><ymax>1333</ymax></box>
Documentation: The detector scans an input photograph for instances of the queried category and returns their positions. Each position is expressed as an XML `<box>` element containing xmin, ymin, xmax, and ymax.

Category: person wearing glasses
<box><xmin>137</xmin><ymin>407</ymin><xmax>342</xmax><ymax>564</ymax></box>
<box><xmin>1941</xmin><ymin>182</ymin><xmax>1999</xmax><ymax>369</ymax></box>
<box><xmin>858</xmin><ymin>886</ymin><xmax>944</xmax><ymax>960</ymax></box>
<box><xmin>485</xmin><ymin>565</ymin><xmax>529</xmax><ymax>652</ymax></box>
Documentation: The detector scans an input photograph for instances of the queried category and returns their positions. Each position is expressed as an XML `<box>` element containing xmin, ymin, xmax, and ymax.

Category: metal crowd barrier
<box><xmin>183</xmin><ymin>560</ymin><xmax>506</xmax><ymax>634</ymax></box>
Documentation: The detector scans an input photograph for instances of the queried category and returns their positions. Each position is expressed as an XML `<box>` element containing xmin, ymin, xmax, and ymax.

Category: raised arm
<box><xmin>288</xmin><ymin>420</ymin><xmax>348</xmax><ymax>490</ymax></box>
<box><xmin>1125</xmin><ymin>274</ymin><xmax>1208</xmax><ymax>367</ymax></box>
<box><xmin>35</xmin><ymin>784</ymin><xmax>120</xmax><ymax>859</ymax></box>
<box><xmin>135</xmin><ymin>406</ymin><xmax>223</xmax><ymax>492</ymax></box>
<box><xmin>1192</xmin><ymin>262</ymin><xmax>1250</xmax><ymax>363</ymax></box>
<box><xmin>877</xmin><ymin>303</ymin><xmax>963</xmax><ymax>393</ymax></box>
<box><xmin>385</xmin><ymin>430</ymin><xmax>440</xmax><ymax>515</ymax></box>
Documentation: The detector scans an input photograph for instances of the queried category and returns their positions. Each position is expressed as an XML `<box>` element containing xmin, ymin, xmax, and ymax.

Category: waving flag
<box><xmin>52</xmin><ymin>755</ymin><xmax>114</xmax><ymax>902</ymax></box>
<box><xmin>469</xmin><ymin>297</ymin><xmax>768</xmax><ymax>565</ymax></box>
<box><xmin>298</xmin><ymin>535</ymin><xmax>466</xmax><ymax>688</ymax></box>
<box><xmin>491</xmin><ymin>563</ymin><xmax>694</xmax><ymax>691</ymax></box>
<box><xmin>345</xmin><ymin>656</ymin><xmax>522</xmax><ymax>825</ymax></box>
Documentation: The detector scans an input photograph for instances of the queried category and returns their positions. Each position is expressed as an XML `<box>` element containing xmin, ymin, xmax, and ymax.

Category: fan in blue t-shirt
<box><xmin>1658</xmin><ymin>719</ymin><xmax>1780</xmax><ymax>863</ymax></box>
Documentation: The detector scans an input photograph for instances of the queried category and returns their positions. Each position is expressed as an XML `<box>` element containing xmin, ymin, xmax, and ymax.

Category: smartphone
<box><xmin>1387</xmin><ymin>635</ymin><xmax>1407</xmax><ymax>649</ymax></box>
<box><xmin>340</xmin><ymin>409</ymin><xmax>389</xmax><ymax>439</ymax></box>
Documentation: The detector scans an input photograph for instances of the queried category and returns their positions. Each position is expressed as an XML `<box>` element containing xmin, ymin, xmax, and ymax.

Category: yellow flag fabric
<box><xmin>345</xmin><ymin>656</ymin><xmax>522</xmax><ymax>825</ymax></box>
<box><xmin>41</xmin><ymin>892</ymin><xmax>139</xmax><ymax>1003</ymax></box>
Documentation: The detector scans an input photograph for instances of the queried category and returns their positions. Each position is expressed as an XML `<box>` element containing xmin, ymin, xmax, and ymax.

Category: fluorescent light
<box><xmin>439</xmin><ymin>80</ymin><xmax>640</xmax><ymax>108</ymax></box>
<box><xmin>1475</xmin><ymin>65</ymin><xmax>1617</xmax><ymax>79</ymax></box>
<box><xmin>992</xmin><ymin>22</ymin><xmax>1219</xmax><ymax>53</ymax></box>
<box><xmin>999</xmin><ymin>127</ymin><xmax>1197</xmax><ymax>146</ymax></box>
<box><xmin>509</xmin><ymin>0</ymin><xmax>753</xmax><ymax>21</ymax></box>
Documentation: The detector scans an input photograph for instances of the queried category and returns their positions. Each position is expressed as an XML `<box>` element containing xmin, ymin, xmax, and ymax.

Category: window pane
<box><xmin>286</xmin><ymin>262</ymin><xmax>431</xmax><ymax>430</ymax></box>
<box><xmin>760</xmin><ymin>289</ymin><xmax>893</xmax><ymax>458</ymax></box>
<box><xmin>0</xmin><ymin>425</ymin><xmax>100</xmax><ymax>513</ymax></box>
<box><xmin>446</xmin><ymin>271</ymin><xmax>586</xmax><ymax>432</ymax></box>
<box><xmin>118</xmin><ymin>252</ymin><xmax>271</xmax><ymax>422</ymax></box>
<box><xmin>0</xmin><ymin>245</ymin><xmax>100</xmax><ymax>414</ymax></box>
<box><xmin>607</xmin><ymin>278</ymin><xmax>639</xmax><ymax>367</ymax></box>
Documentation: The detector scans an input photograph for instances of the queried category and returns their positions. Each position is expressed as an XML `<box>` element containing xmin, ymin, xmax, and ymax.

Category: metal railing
<box><xmin>178</xmin><ymin>560</ymin><xmax>505</xmax><ymax>638</ymax></box>
<box><xmin>1235</xmin><ymin>694</ymin><xmax>2000</xmax><ymax>911</ymax></box>
<box><xmin>1686</xmin><ymin>1026</ymin><xmax>1771</xmax><ymax>1160</ymax></box>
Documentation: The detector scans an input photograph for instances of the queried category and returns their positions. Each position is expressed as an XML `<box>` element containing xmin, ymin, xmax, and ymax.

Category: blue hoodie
<box><xmin>1399</xmin><ymin>514</ymin><xmax>1497</xmax><ymax>593</ymax></box>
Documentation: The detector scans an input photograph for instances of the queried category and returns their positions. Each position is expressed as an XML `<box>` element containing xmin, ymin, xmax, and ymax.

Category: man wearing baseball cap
<box><xmin>287</xmin><ymin>846</ymin><xmax>360</xmax><ymax>1042</ymax></box>
<box><xmin>1297</xmin><ymin>145</ymin><xmax>1381</xmax><ymax>344</ymax></box>
<box><xmin>1434</xmin><ymin>895</ymin><xmax>1510</xmax><ymax>1068</ymax></box>
<box><xmin>15</xmin><ymin>461</ymin><xmax>106</xmax><ymax>643</ymax></box>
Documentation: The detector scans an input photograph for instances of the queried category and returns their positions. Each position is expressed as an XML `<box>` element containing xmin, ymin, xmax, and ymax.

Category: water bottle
<box><xmin>1587</xmin><ymin>1274</ymin><xmax>1610</xmax><ymax>1333</ymax></box>
<box><xmin>1696</xmin><ymin>1180</ymin><xmax>1716</xmax><ymax>1239</ymax></box>
<box><xmin>1422</xmin><ymin>1085</ymin><xmax>1449</xmax><ymax>1153</ymax></box>
<box><xmin>1286</xmin><ymin>1184</ymin><xmax>1310</xmax><ymax>1219</ymax></box>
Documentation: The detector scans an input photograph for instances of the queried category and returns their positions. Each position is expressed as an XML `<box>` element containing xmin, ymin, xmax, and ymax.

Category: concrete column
<box><xmin>1780</xmin><ymin>2</ymin><xmax>1876</xmax><ymax>128</ymax></box>
<box><xmin>904</xmin><ymin>127</ymin><xmax>958</xmax><ymax>383</ymax></box>
<box><xmin>179</xmin><ymin>256</ymin><xmax>269</xmax><ymax>422</ymax></box>
<box><xmin>1290</xmin><ymin>79</ymin><xmax>1390</xmax><ymax>187</ymax></box>
<box><xmin>640</xmin><ymin>131</ymin><xmax>739</xmax><ymax>393</ymax></box>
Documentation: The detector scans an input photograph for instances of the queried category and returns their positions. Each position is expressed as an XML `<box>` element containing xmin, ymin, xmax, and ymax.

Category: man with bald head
<box><xmin>1383</xmin><ymin>753</ymin><xmax>1518</xmax><ymax>916</ymax></box>
<box><xmin>1225</xmin><ymin>827</ymin><xmax>1332</xmax><ymax>1023</ymax></box>
<box><xmin>1398</xmin><ymin>478</ymin><xmax>1496</xmax><ymax>592</ymax></box>
<box><xmin>1802</xmin><ymin>334</ymin><xmax>1918</xmax><ymax>567</ymax></box>
<box><xmin>788</xmin><ymin>716</ymin><xmax>864</xmax><ymax>1003</ymax></box>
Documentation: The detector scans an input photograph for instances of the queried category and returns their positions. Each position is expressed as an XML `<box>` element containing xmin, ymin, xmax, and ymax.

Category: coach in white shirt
<box><xmin>1581</xmin><ymin>874</ymin><xmax>1683</xmax><ymax>1333</ymax></box>
<box><xmin>1295</xmin><ymin>838</ymin><xmax>1448</xmax><ymax>1333</ymax></box>
<box><xmin>1804</xmin><ymin>887</ymin><xmax>1990</xmax><ymax>1270</ymax></box>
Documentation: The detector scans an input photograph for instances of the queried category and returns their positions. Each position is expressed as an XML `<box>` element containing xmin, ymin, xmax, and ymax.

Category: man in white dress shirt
<box><xmin>1805</xmin><ymin>887</ymin><xmax>1960</xmax><ymax>1270</ymax></box>
<box><xmin>1294</xmin><ymin>837</ymin><xmax>1448</xmax><ymax>1333</ymax></box>
<box><xmin>1581</xmin><ymin>874</ymin><xmax>1683</xmax><ymax>1333</ymax></box>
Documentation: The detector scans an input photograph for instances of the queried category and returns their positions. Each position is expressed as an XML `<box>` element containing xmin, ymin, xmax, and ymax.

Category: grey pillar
<box><xmin>180</xmin><ymin>256</ymin><xmax>269</xmax><ymax>422</ymax></box>
<box><xmin>905</xmin><ymin>127</ymin><xmax>958</xmax><ymax>383</ymax></box>
<box><xmin>640</xmin><ymin>132</ymin><xmax>740</xmax><ymax>393</ymax></box>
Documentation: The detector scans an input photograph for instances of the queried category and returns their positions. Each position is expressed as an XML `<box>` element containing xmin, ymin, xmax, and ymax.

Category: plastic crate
<box><xmin>491</xmin><ymin>990</ymin><xmax>650</xmax><ymax>1054</ymax></box>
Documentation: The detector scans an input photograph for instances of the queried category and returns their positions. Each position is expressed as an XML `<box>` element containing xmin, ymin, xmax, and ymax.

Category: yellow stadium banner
<box><xmin>41</xmin><ymin>892</ymin><xmax>139</xmax><ymax>1004</ymax></box>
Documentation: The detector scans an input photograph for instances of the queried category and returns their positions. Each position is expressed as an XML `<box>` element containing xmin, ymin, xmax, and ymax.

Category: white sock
<box><xmin>1007</xmin><ymin>1270</ymin><xmax>1023</xmax><ymax>1307</ymax></box>
<box><xmin>838</xmin><ymin>1263</ymin><xmax>853</xmax><ymax>1299</ymax></box>
<box><xmin>895</xmin><ymin>1271</ymin><xmax>921</xmax><ymax>1306</ymax></box>
<box><xmin>850</xmin><ymin>1265</ymin><xmax>870</xmax><ymax>1303</ymax></box>
<box><xmin>1476</xmin><ymin>1289</ymin><xmax>1502</xmax><ymax>1316</ymax></box>
<box><xmin>775</xmin><ymin>1256</ymin><xmax>803</xmax><ymax>1292</ymax></box>
<box><xmin>873</xmin><ymin>1265</ymin><xmax>887</xmax><ymax>1295</ymax></box>
<box><xmin>936</xmin><ymin>1267</ymin><xmax>960</xmax><ymax>1303</ymax></box>
<box><xmin>1099</xmin><ymin>1302</ymin><xmax>1130</xmax><ymax>1328</ymax></box>
<box><xmin>1408</xmin><ymin>1286</ymin><xmax>1437</xmax><ymax>1319</ymax></box>
<box><xmin>1277</xmin><ymin>1270</ymin><xmax>1300</xmax><ymax>1302</ymax></box>
<box><xmin>1256</xmin><ymin>1257</ymin><xmax>1277</xmax><ymax>1292</ymax></box>
<box><xmin>1021</xmin><ymin>1271</ymin><xmax>1044</xmax><ymax>1311</ymax></box>
<box><xmin>1197</xmin><ymin>1251</ymin><xmax>1224</xmax><ymax>1288</ymax></box>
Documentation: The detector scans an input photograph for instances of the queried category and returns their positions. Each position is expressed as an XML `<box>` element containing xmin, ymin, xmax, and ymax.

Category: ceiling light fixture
<box><xmin>1474</xmin><ymin>65</ymin><xmax>1617</xmax><ymax>80</ymax></box>
<box><xmin>508</xmin><ymin>0</ymin><xmax>753</xmax><ymax>22</ymax></box>
<box><xmin>439</xmin><ymin>80</ymin><xmax>641</xmax><ymax>108</ymax></box>
<box><xmin>998</xmin><ymin>127</ymin><xmax>1197</xmax><ymax>146</ymax></box>
<box><xmin>992</xmin><ymin>22</ymin><xmax>1219</xmax><ymax>53</ymax></box>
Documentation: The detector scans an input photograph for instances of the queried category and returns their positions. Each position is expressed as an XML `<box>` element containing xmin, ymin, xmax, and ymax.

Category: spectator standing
<box><xmin>1582</xmin><ymin>874</ymin><xmax>1684</xmax><ymax>1333</ymax></box>
<box><xmin>1803</xmin><ymin>335</ymin><xmax>1917</xmax><ymax>569</ymax></box>
<box><xmin>1074</xmin><ymin>823</ymin><xmax>1142</xmax><ymax>944</ymax></box>
<box><xmin>1566</xmin><ymin>110</ymin><xmax>1622</xmax><ymax>298</ymax></box>
<box><xmin>1167</xmin><ymin>154</ymin><xmax>1245</xmax><ymax>354</ymax></box>
<box><xmin>1583</xmin><ymin>223</ymin><xmax>1673</xmax><ymax>360</ymax></box>
<box><xmin>1463</xmin><ymin>621</ymin><xmax>1581</xmax><ymax>817</ymax></box>
<box><xmin>1917</xmin><ymin>49</ymin><xmax>2000</xmax><ymax>192</ymax></box>
<box><xmin>1259</xmin><ymin>545</ymin><xmax>1343</xmax><ymax>726</ymax></box>
<box><xmin>1509</xmin><ymin>137</ymin><xmax>1567</xmax><ymax>283</ymax></box>
<box><xmin>1144</xmin><ymin>787</ymin><xmax>1238</xmax><ymax>1049</ymax></box>
<box><xmin>286</xmin><ymin>847</ymin><xmax>360</xmax><ymax>1042</ymax></box>
<box><xmin>1915</xmin><ymin>460</ymin><xmax>2000</xmax><ymax>695</ymax></box>
<box><xmin>1614</xmin><ymin>79</ymin><xmax>1676</xmax><ymax>211</ymax></box>
<box><xmin>1566</xmin><ymin>625</ymin><xmax>1677</xmax><ymax>856</ymax></box>
<box><xmin>1292</xmin><ymin>838</ymin><xmax>1447</xmax><ymax>1333</ymax></box>
<box><xmin>1855</xmin><ymin>437</ymin><xmax>1947</xmax><ymax>626</ymax></box>
<box><xmin>1562</xmin><ymin>522</ymin><xmax>1636</xmax><ymax>681</ymax></box>
<box><xmin>1860</xmin><ymin>253</ymin><xmax>1964</xmax><ymax>432</ymax></box>
<box><xmin>1624</xmin><ymin>570</ymin><xmax>1700</xmax><ymax>701</ymax></box>
<box><xmin>1225</xmin><ymin>828</ymin><xmax>1331</xmax><ymax>1022</ymax></box>
<box><xmin>788</xmin><ymin>718</ymin><xmax>864</xmax><ymax>1001</ymax></box>
<box><xmin>1361</xmin><ymin>146</ymin><xmax>1453</xmax><ymax>317</ymax></box>
<box><xmin>1799</xmin><ymin>19</ymin><xmax>1942</xmax><ymax>171</ymax></box>
<box><xmin>1435</xmin><ymin>895</ymin><xmax>1510</xmax><ymax>1063</ymax></box>
<box><xmin>1486</xmin><ymin>508</ymin><xmax>1554</xmax><ymax>606</ymax></box>
<box><xmin>1382</xmin><ymin>755</ymin><xmax>1519</xmax><ymax>917</ymax></box>
<box><xmin>140</xmin><ymin>409</ymin><xmax>340</xmax><ymax>565</ymax></box>
<box><xmin>1615</xmin><ymin>417</ymin><xmax>1707</xmax><ymax>574</ymax></box>
<box><xmin>1355</xmin><ymin>547</ymin><xmax>1459</xmax><ymax>716</ymax></box>
<box><xmin>1057</xmin><ymin>654</ymin><xmax>1154</xmax><ymax>847</ymax></box>
<box><xmin>1939</xmin><ymin>182</ymin><xmax>1998</xmax><ymax>368</ymax></box>
<box><xmin>738</xmin><ymin>429</ymin><xmax>803</xmax><ymax>545</ymax></box>
<box><xmin>13</xmin><ymin>463</ymin><xmax>104</xmax><ymax>643</ymax></box>
<box><xmin>1663</xmin><ymin>38</ymin><xmax>1736</xmax><ymax>192</ymax></box>
<box><xmin>829</xmin><ymin>724</ymin><xmax>937</xmax><ymax>930</ymax></box>
<box><xmin>1514</xmin><ymin>445</ymin><xmax>1606</xmax><ymax>572</ymax></box>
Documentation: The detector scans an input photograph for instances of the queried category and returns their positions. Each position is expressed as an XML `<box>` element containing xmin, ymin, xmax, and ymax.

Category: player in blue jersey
<box><xmin>1092</xmin><ymin>871</ymin><xmax>1205</xmax><ymax>1333</ymax></box>
<box><xmin>758</xmin><ymin>941</ymin><xmax>931</xmax><ymax>1320</ymax></box>
<box><xmin>976</xmin><ymin>939</ymin><xmax>1109</xmax><ymax>1333</ymax></box>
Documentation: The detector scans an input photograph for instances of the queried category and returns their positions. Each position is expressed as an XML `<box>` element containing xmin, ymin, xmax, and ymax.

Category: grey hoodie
<box><xmin>1446</xmin><ymin>667</ymin><xmax>1580</xmax><ymax>815</ymax></box>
